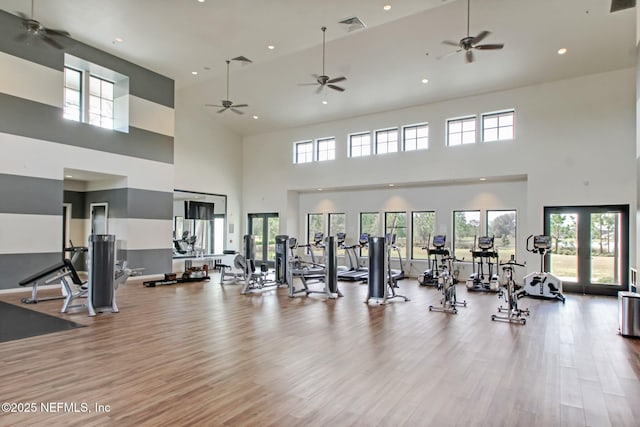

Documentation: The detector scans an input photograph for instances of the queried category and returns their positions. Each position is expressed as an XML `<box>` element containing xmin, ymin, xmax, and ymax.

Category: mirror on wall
<box><xmin>173</xmin><ymin>190</ymin><xmax>227</xmax><ymax>257</ymax></box>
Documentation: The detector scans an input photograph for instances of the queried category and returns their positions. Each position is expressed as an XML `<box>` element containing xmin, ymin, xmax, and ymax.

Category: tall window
<box><xmin>447</xmin><ymin>116</ymin><xmax>476</xmax><ymax>146</ymax></box>
<box><xmin>453</xmin><ymin>210</ymin><xmax>480</xmax><ymax>257</ymax></box>
<box><xmin>349</xmin><ymin>132</ymin><xmax>371</xmax><ymax>157</ymax></box>
<box><xmin>483</xmin><ymin>110</ymin><xmax>514</xmax><ymax>142</ymax></box>
<box><xmin>487</xmin><ymin>210</ymin><xmax>517</xmax><ymax>261</ymax></box>
<box><xmin>360</xmin><ymin>212</ymin><xmax>380</xmax><ymax>256</ymax></box>
<box><xmin>63</xmin><ymin>67</ymin><xmax>82</xmax><ymax>122</ymax></box>
<box><xmin>316</xmin><ymin>137</ymin><xmax>336</xmax><ymax>161</ymax></box>
<box><xmin>411</xmin><ymin>211</ymin><xmax>435</xmax><ymax>259</ymax></box>
<box><xmin>294</xmin><ymin>141</ymin><xmax>313</xmax><ymax>164</ymax></box>
<box><xmin>385</xmin><ymin>211</ymin><xmax>407</xmax><ymax>259</ymax></box>
<box><xmin>328</xmin><ymin>213</ymin><xmax>345</xmax><ymax>237</ymax></box>
<box><xmin>63</xmin><ymin>54</ymin><xmax>129</xmax><ymax>133</ymax></box>
<box><xmin>403</xmin><ymin>124</ymin><xmax>429</xmax><ymax>151</ymax></box>
<box><xmin>88</xmin><ymin>75</ymin><xmax>114</xmax><ymax>129</ymax></box>
<box><xmin>375</xmin><ymin>128</ymin><xmax>399</xmax><ymax>154</ymax></box>
<box><xmin>307</xmin><ymin>213</ymin><xmax>324</xmax><ymax>256</ymax></box>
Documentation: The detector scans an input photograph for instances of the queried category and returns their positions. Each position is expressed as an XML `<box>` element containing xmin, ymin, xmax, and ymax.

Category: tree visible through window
<box><xmin>360</xmin><ymin>212</ymin><xmax>379</xmax><ymax>257</ymax></box>
<box><xmin>453</xmin><ymin>210</ymin><xmax>480</xmax><ymax>256</ymax></box>
<box><xmin>385</xmin><ymin>211</ymin><xmax>407</xmax><ymax>259</ymax></box>
<box><xmin>411</xmin><ymin>211</ymin><xmax>435</xmax><ymax>259</ymax></box>
<box><xmin>487</xmin><ymin>210</ymin><xmax>517</xmax><ymax>261</ymax></box>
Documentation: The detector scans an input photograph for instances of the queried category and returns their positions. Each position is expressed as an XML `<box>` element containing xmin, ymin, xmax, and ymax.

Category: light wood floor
<box><xmin>1</xmin><ymin>276</ymin><xmax>639</xmax><ymax>427</ymax></box>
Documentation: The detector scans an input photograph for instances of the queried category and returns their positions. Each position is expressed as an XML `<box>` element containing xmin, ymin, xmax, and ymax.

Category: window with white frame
<box><xmin>88</xmin><ymin>75</ymin><xmax>114</xmax><ymax>129</ymax></box>
<box><xmin>349</xmin><ymin>132</ymin><xmax>371</xmax><ymax>157</ymax></box>
<box><xmin>294</xmin><ymin>141</ymin><xmax>313</xmax><ymax>164</ymax></box>
<box><xmin>316</xmin><ymin>137</ymin><xmax>336</xmax><ymax>161</ymax></box>
<box><xmin>63</xmin><ymin>67</ymin><xmax>82</xmax><ymax>122</ymax></box>
<box><xmin>482</xmin><ymin>110</ymin><xmax>514</xmax><ymax>142</ymax></box>
<box><xmin>403</xmin><ymin>123</ymin><xmax>429</xmax><ymax>151</ymax></box>
<box><xmin>375</xmin><ymin>128</ymin><xmax>399</xmax><ymax>154</ymax></box>
<box><xmin>63</xmin><ymin>54</ymin><xmax>129</xmax><ymax>133</ymax></box>
<box><xmin>447</xmin><ymin>116</ymin><xmax>476</xmax><ymax>146</ymax></box>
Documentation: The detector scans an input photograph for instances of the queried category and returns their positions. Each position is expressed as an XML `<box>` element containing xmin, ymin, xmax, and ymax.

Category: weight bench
<box><xmin>19</xmin><ymin>259</ymin><xmax>88</xmax><ymax>313</ymax></box>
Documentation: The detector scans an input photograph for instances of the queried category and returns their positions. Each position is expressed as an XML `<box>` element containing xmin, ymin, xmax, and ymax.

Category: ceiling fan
<box><xmin>440</xmin><ymin>0</ymin><xmax>504</xmax><ymax>63</ymax></box>
<box><xmin>14</xmin><ymin>0</ymin><xmax>70</xmax><ymax>49</ymax></box>
<box><xmin>205</xmin><ymin>60</ymin><xmax>248</xmax><ymax>114</ymax></box>
<box><xmin>300</xmin><ymin>26</ymin><xmax>346</xmax><ymax>93</ymax></box>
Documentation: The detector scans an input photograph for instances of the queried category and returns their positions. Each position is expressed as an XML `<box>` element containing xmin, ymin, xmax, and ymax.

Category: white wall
<box><xmin>174</xmin><ymin>85</ymin><xmax>244</xmax><ymax>250</ymax></box>
<box><xmin>242</xmin><ymin>68</ymin><xmax>637</xmax><ymax>274</ymax></box>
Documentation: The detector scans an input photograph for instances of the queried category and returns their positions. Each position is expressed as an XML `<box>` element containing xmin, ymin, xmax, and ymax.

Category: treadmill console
<box><xmin>359</xmin><ymin>233</ymin><xmax>369</xmax><ymax>246</ymax></box>
<box><xmin>533</xmin><ymin>235</ymin><xmax>551</xmax><ymax>250</ymax></box>
<box><xmin>385</xmin><ymin>233</ymin><xmax>397</xmax><ymax>245</ymax></box>
<box><xmin>313</xmin><ymin>232</ymin><xmax>324</xmax><ymax>245</ymax></box>
<box><xmin>336</xmin><ymin>232</ymin><xmax>346</xmax><ymax>245</ymax></box>
<box><xmin>477</xmin><ymin>236</ymin><xmax>494</xmax><ymax>250</ymax></box>
<box><xmin>432</xmin><ymin>235</ymin><xmax>446</xmax><ymax>248</ymax></box>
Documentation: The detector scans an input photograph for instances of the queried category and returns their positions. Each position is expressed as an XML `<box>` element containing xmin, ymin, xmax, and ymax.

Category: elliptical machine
<box><xmin>520</xmin><ymin>235</ymin><xmax>566</xmax><ymax>303</ymax></box>
<box><xmin>418</xmin><ymin>234</ymin><xmax>450</xmax><ymax>286</ymax></box>
<box><xmin>428</xmin><ymin>255</ymin><xmax>466</xmax><ymax>314</ymax></box>
<box><xmin>466</xmin><ymin>236</ymin><xmax>500</xmax><ymax>292</ymax></box>
<box><xmin>491</xmin><ymin>255</ymin><xmax>530</xmax><ymax>325</ymax></box>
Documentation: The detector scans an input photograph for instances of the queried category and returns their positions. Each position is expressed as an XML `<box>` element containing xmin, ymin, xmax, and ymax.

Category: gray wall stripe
<box><xmin>0</xmin><ymin>11</ymin><xmax>174</xmax><ymax>108</ymax></box>
<box><xmin>120</xmin><ymin>249</ymin><xmax>172</xmax><ymax>276</ymax></box>
<box><xmin>0</xmin><ymin>252</ymin><xmax>62</xmax><ymax>290</ymax></box>
<box><xmin>0</xmin><ymin>93</ymin><xmax>174</xmax><ymax>164</ymax></box>
<box><xmin>64</xmin><ymin>189</ymin><xmax>173</xmax><ymax>220</ymax></box>
<box><xmin>0</xmin><ymin>174</ymin><xmax>62</xmax><ymax>215</ymax></box>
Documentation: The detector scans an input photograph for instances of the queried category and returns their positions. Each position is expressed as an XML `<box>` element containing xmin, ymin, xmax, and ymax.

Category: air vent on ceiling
<box><xmin>338</xmin><ymin>16</ymin><xmax>366</xmax><ymax>32</ymax></box>
<box><xmin>610</xmin><ymin>0</ymin><xmax>635</xmax><ymax>12</ymax></box>
<box><xmin>231</xmin><ymin>56</ymin><xmax>252</xmax><ymax>64</ymax></box>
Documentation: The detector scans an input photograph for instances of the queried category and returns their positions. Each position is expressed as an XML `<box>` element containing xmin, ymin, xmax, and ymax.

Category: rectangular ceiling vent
<box><xmin>610</xmin><ymin>0</ymin><xmax>635</xmax><ymax>12</ymax></box>
<box><xmin>338</xmin><ymin>16</ymin><xmax>366</xmax><ymax>32</ymax></box>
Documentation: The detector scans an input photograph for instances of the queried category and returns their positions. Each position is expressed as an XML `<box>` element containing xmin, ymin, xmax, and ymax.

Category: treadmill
<box><xmin>337</xmin><ymin>233</ymin><xmax>370</xmax><ymax>281</ymax></box>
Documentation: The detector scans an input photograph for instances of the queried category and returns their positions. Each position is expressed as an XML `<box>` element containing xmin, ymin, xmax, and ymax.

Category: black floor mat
<box><xmin>0</xmin><ymin>301</ymin><xmax>85</xmax><ymax>343</ymax></box>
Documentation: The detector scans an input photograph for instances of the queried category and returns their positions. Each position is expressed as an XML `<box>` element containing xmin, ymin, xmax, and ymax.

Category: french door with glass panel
<box><xmin>247</xmin><ymin>213</ymin><xmax>279</xmax><ymax>267</ymax></box>
<box><xmin>544</xmin><ymin>205</ymin><xmax>628</xmax><ymax>296</ymax></box>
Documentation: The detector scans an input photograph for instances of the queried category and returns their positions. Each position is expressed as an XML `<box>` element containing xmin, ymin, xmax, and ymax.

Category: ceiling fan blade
<box><xmin>471</xmin><ymin>30</ymin><xmax>490</xmax><ymax>45</ymax></box>
<box><xmin>442</xmin><ymin>40</ymin><xmax>460</xmax><ymax>47</ymax></box>
<box><xmin>232</xmin><ymin>104</ymin><xmax>248</xmax><ymax>108</ymax></box>
<box><xmin>230</xmin><ymin>108</ymin><xmax>244</xmax><ymax>115</ymax></box>
<box><xmin>328</xmin><ymin>85</ymin><xmax>345</xmax><ymax>92</ymax></box>
<box><xmin>298</xmin><ymin>82</ymin><xmax>319</xmax><ymax>86</ymax></box>
<box><xmin>45</xmin><ymin>28</ymin><xmax>70</xmax><ymax>37</ymax></box>
<box><xmin>475</xmin><ymin>43</ymin><xmax>504</xmax><ymax>50</ymax></box>
<box><xmin>466</xmin><ymin>49</ymin><xmax>474</xmax><ymax>63</ymax></box>
<box><xmin>205</xmin><ymin>104</ymin><xmax>224</xmax><ymax>108</ymax></box>
<box><xmin>327</xmin><ymin>76</ymin><xmax>346</xmax><ymax>84</ymax></box>
<box><xmin>217</xmin><ymin>108</ymin><xmax>227</xmax><ymax>114</ymax></box>
<box><xmin>41</xmin><ymin>34</ymin><xmax>64</xmax><ymax>49</ymax></box>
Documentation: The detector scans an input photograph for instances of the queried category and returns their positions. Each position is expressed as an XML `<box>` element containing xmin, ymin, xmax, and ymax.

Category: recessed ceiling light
<box><xmin>479</xmin><ymin>177</ymin><xmax>487</xmax><ymax>181</ymax></box>
<box><xmin>557</xmin><ymin>47</ymin><xmax>567</xmax><ymax>55</ymax></box>
<box><xmin>197</xmin><ymin>0</ymin><xmax>205</xmax><ymax>3</ymax></box>
<box><xmin>421</xmin><ymin>78</ymin><xmax>429</xmax><ymax>84</ymax></box>
<box><xmin>64</xmin><ymin>175</ymin><xmax>72</xmax><ymax>178</ymax></box>
<box><xmin>113</xmin><ymin>37</ymin><xmax>124</xmax><ymax>43</ymax></box>
<box><xmin>267</xmin><ymin>45</ymin><xmax>275</xmax><ymax>50</ymax></box>
<box><xmin>388</xmin><ymin>184</ymin><xmax>395</xmax><ymax>187</ymax></box>
<box><xmin>191</xmin><ymin>71</ymin><xmax>198</xmax><ymax>75</ymax></box>
<box><xmin>322</xmin><ymin>100</ymin><xmax>328</xmax><ymax>105</ymax></box>
<box><xmin>317</xmin><ymin>188</ymin><xmax>323</xmax><ymax>191</ymax></box>
<box><xmin>252</xmin><ymin>115</ymin><xmax>259</xmax><ymax>120</ymax></box>
<box><xmin>383</xmin><ymin>5</ymin><xmax>392</xmax><ymax>11</ymax></box>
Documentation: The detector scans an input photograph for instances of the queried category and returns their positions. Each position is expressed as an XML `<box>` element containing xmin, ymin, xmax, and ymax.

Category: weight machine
<box><xmin>287</xmin><ymin>235</ymin><xmax>342</xmax><ymax>299</ymax></box>
<box><xmin>519</xmin><ymin>235</ymin><xmax>566</xmax><ymax>303</ymax></box>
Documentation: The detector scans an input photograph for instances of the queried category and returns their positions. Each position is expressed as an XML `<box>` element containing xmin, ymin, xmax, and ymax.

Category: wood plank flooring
<box><xmin>1</xmin><ymin>276</ymin><xmax>639</xmax><ymax>426</ymax></box>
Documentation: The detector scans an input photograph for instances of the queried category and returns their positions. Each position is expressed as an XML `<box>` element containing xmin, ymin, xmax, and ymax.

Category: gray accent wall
<box><xmin>0</xmin><ymin>93</ymin><xmax>173</xmax><ymax>164</ymax></box>
<box><xmin>65</xmin><ymin>189</ymin><xmax>173</xmax><ymax>220</ymax></box>
<box><xmin>0</xmin><ymin>11</ymin><xmax>174</xmax><ymax>108</ymax></box>
<box><xmin>0</xmin><ymin>252</ymin><xmax>61</xmax><ymax>290</ymax></box>
<box><xmin>120</xmin><ymin>249</ymin><xmax>173</xmax><ymax>275</ymax></box>
<box><xmin>0</xmin><ymin>174</ymin><xmax>62</xmax><ymax>215</ymax></box>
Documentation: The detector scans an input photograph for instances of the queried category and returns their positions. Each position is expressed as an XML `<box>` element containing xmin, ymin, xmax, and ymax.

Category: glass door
<box><xmin>544</xmin><ymin>205</ymin><xmax>628</xmax><ymax>296</ymax></box>
<box><xmin>248</xmin><ymin>213</ymin><xmax>279</xmax><ymax>267</ymax></box>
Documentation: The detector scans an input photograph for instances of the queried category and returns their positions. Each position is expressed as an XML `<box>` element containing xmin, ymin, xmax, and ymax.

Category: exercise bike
<box><xmin>519</xmin><ymin>235</ymin><xmax>566</xmax><ymax>303</ymax></box>
<box><xmin>466</xmin><ymin>236</ymin><xmax>500</xmax><ymax>292</ymax></box>
<box><xmin>491</xmin><ymin>255</ymin><xmax>530</xmax><ymax>325</ymax></box>
<box><xmin>418</xmin><ymin>234</ymin><xmax>450</xmax><ymax>286</ymax></box>
<box><xmin>428</xmin><ymin>256</ymin><xmax>466</xmax><ymax>314</ymax></box>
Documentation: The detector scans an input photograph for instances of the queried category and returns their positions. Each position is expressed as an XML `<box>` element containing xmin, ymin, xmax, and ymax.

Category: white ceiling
<box><xmin>0</xmin><ymin>0</ymin><xmax>636</xmax><ymax>137</ymax></box>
